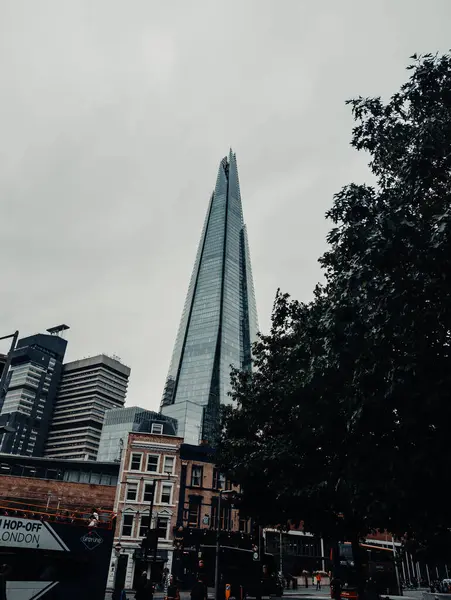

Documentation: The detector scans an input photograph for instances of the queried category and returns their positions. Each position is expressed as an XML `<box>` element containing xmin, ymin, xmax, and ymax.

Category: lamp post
<box><xmin>143</xmin><ymin>471</ymin><xmax>172</xmax><ymax>581</ymax></box>
<box><xmin>214</xmin><ymin>489</ymin><xmax>234</xmax><ymax>600</ymax></box>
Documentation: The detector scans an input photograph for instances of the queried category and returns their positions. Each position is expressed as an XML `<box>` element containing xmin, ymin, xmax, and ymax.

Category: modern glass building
<box><xmin>97</xmin><ymin>406</ymin><xmax>178</xmax><ymax>462</ymax></box>
<box><xmin>0</xmin><ymin>333</ymin><xmax>67</xmax><ymax>456</ymax></box>
<box><xmin>160</xmin><ymin>150</ymin><xmax>258</xmax><ymax>444</ymax></box>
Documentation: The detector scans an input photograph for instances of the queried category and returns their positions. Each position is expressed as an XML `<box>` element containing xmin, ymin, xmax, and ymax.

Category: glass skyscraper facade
<box><xmin>160</xmin><ymin>150</ymin><xmax>258</xmax><ymax>444</ymax></box>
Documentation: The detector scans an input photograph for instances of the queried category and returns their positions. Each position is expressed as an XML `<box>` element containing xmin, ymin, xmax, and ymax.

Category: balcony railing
<box><xmin>0</xmin><ymin>498</ymin><xmax>115</xmax><ymax>529</ymax></box>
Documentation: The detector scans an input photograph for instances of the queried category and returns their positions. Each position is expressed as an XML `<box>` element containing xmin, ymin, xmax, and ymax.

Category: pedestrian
<box><xmin>88</xmin><ymin>507</ymin><xmax>99</xmax><ymax>527</ymax></box>
<box><xmin>135</xmin><ymin>572</ymin><xmax>153</xmax><ymax>600</ymax></box>
<box><xmin>304</xmin><ymin>573</ymin><xmax>309</xmax><ymax>588</ymax></box>
<box><xmin>190</xmin><ymin>576</ymin><xmax>207</xmax><ymax>600</ymax></box>
<box><xmin>166</xmin><ymin>576</ymin><xmax>180</xmax><ymax>600</ymax></box>
<box><xmin>331</xmin><ymin>576</ymin><xmax>342</xmax><ymax>600</ymax></box>
<box><xmin>316</xmin><ymin>573</ymin><xmax>322</xmax><ymax>591</ymax></box>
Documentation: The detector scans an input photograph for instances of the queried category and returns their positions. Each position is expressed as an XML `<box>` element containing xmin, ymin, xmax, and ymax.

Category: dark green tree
<box><xmin>218</xmin><ymin>52</ymin><xmax>451</xmax><ymax>592</ymax></box>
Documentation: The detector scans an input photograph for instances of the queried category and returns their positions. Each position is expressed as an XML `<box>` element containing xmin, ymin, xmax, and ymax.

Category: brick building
<box><xmin>0</xmin><ymin>452</ymin><xmax>118</xmax><ymax>512</ymax></box>
<box><xmin>172</xmin><ymin>444</ymin><xmax>252</xmax><ymax>589</ymax></box>
<box><xmin>110</xmin><ymin>431</ymin><xmax>184</xmax><ymax>591</ymax></box>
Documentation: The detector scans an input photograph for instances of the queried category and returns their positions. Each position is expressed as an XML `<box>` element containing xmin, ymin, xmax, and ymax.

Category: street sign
<box><xmin>0</xmin><ymin>517</ymin><xmax>69</xmax><ymax>551</ymax></box>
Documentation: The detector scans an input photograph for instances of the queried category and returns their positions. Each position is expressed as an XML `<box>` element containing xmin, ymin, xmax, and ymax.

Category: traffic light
<box><xmin>252</xmin><ymin>544</ymin><xmax>259</xmax><ymax>562</ymax></box>
<box><xmin>141</xmin><ymin>529</ymin><xmax>158</xmax><ymax>556</ymax></box>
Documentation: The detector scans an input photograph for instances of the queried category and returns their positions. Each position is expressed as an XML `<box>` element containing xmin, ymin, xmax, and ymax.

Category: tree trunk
<box><xmin>351</xmin><ymin>536</ymin><xmax>366</xmax><ymax>600</ymax></box>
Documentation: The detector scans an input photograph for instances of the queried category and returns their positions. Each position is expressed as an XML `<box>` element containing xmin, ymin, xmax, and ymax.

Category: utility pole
<box><xmin>392</xmin><ymin>537</ymin><xmax>402</xmax><ymax>596</ymax></box>
<box><xmin>145</xmin><ymin>480</ymin><xmax>157</xmax><ymax>580</ymax></box>
<box><xmin>214</xmin><ymin>489</ymin><xmax>233</xmax><ymax>600</ymax></box>
<box><xmin>279</xmin><ymin>530</ymin><xmax>283</xmax><ymax>575</ymax></box>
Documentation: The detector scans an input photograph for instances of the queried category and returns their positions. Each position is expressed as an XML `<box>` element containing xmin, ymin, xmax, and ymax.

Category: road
<box><xmin>106</xmin><ymin>587</ymin><xmax>426</xmax><ymax>600</ymax></box>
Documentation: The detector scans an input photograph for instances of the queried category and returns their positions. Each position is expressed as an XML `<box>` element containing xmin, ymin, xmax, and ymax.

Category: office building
<box><xmin>97</xmin><ymin>406</ymin><xmax>177</xmax><ymax>462</ymax></box>
<box><xmin>0</xmin><ymin>331</ymin><xmax>67</xmax><ymax>456</ymax></box>
<box><xmin>160</xmin><ymin>150</ymin><xmax>258</xmax><ymax>444</ymax></box>
<box><xmin>45</xmin><ymin>354</ymin><xmax>130</xmax><ymax>461</ymax></box>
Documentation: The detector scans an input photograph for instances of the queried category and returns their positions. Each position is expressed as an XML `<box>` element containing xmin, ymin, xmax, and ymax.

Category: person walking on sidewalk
<box><xmin>166</xmin><ymin>576</ymin><xmax>180</xmax><ymax>600</ymax></box>
<box><xmin>190</xmin><ymin>577</ymin><xmax>207</xmax><ymax>600</ymax></box>
<box><xmin>316</xmin><ymin>573</ymin><xmax>322</xmax><ymax>591</ymax></box>
<box><xmin>331</xmin><ymin>576</ymin><xmax>342</xmax><ymax>600</ymax></box>
<box><xmin>135</xmin><ymin>572</ymin><xmax>153</xmax><ymax>600</ymax></box>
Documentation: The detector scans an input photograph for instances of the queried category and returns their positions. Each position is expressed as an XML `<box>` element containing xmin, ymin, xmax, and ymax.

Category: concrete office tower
<box><xmin>97</xmin><ymin>406</ymin><xmax>178</xmax><ymax>462</ymax></box>
<box><xmin>45</xmin><ymin>354</ymin><xmax>130</xmax><ymax>461</ymax></box>
<box><xmin>160</xmin><ymin>150</ymin><xmax>258</xmax><ymax>444</ymax></box>
<box><xmin>0</xmin><ymin>332</ymin><xmax>67</xmax><ymax>456</ymax></box>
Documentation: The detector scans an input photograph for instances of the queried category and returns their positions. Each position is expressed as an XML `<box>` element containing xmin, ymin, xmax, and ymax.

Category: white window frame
<box><xmin>156</xmin><ymin>516</ymin><xmax>170</xmax><ymax>540</ymax></box>
<box><xmin>142</xmin><ymin>480</ymin><xmax>156</xmax><ymax>503</ymax></box>
<box><xmin>163</xmin><ymin>455</ymin><xmax>175</xmax><ymax>475</ymax></box>
<box><xmin>160</xmin><ymin>482</ymin><xmax>173</xmax><ymax>505</ymax></box>
<box><xmin>151</xmin><ymin>423</ymin><xmax>163</xmax><ymax>434</ymax></box>
<box><xmin>126</xmin><ymin>481</ymin><xmax>139</xmax><ymax>502</ymax></box>
<box><xmin>146</xmin><ymin>453</ymin><xmax>160</xmax><ymax>473</ymax></box>
<box><xmin>129</xmin><ymin>452</ymin><xmax>142</xmax><ymax>471</ymax></box>
<box><xmin>139</xmin><ymin>514</ymin><xmax>151</xmax><ymax>538</ymax></box>
<box><xmin>121</xmin><ymin>513</ymin><xmax>135</xmax><ymax>537</ymax></box>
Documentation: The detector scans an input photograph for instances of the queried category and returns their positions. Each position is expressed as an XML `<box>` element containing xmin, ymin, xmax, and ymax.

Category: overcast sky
<box><xmin>1</xmin><ymin>0</ymin><xmax>450</xmax><ymax>411</ymax></box>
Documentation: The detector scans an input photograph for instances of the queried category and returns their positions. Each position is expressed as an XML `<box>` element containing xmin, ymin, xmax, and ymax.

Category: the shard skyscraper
<box><xmin>160</xmin><ymin>150</ymin><xmax>258</xmax><ymax>444</ymax></box>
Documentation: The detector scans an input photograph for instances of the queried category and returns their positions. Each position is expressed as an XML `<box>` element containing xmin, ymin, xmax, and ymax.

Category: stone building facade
<box><xmin>109</xmin><ymin>431</ymin><xmax>184</xmax><ymax>591</ymax></box>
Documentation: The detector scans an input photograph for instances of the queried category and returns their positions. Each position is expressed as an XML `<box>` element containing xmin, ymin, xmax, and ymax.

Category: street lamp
<box><xmin>214</xmin><ymin>489</ymin><xmax>234</xmax><ymax>600</ymax></box>
<box><xmin>140</xmin><ymin>471</ymin><xmax>172</xmax><ymax>580</ymax></box>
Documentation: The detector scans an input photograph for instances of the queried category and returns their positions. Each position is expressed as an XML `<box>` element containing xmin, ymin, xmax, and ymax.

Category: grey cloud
<box><xmin>1</xmin><ymin>0</ymin><xmax>450</xmax><ymax>409</ymax></box>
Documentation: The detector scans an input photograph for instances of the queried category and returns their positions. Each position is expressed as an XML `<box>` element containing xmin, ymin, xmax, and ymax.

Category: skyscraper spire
<box><xmin>160</xmin><ymin>152</ymin><xmax>258</xmax><ymax>444</ymax></box>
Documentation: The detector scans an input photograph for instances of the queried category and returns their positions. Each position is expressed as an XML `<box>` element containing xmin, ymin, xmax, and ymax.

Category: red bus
<box><xmin>330</xmin><ymin>542</ymin><xmax>400</xmax><ymax>599</ymax></box>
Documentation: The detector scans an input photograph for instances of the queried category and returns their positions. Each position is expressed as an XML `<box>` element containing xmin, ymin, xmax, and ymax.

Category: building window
<box><xmin>160</xmin><ymin>483</ymin><xmax>172</xmax><ymax>504</ymax></box>
<box><xmin>156</xmin><ymin>516</ymin><xmax>169</xmax><ymax>539</ymax></box>
<box><xmin>121</xmin><ymin>514</ymin><xmax>134</xmax><ymax>537</ymax></box>
<box><xmin>188</xmin><ymin>498</ymin><xmax>200</xmax><ymax>527</ymax></box>
<box><xmin>130</xmin><ymin>453</ymin><xmax>142</xmax><ymax>471</ymax></box>
<box><xmin>126</xmin><ymin>482</ymin><xmax>138</xmax><ymax>501</ymax></box>
<box><xmin>191</xmin><ymin>465</ymin><xmax>203</xmax><ymax>487</ymax></box>
<box><xmin>239</xmin><ymin>516</ymin><xmax>249</xmax><ymax>533</ymax></box>
<box><xmin>211</xmin><ymin>500</ymin><xmax>231</xmax><ymax>530</ymax></box>
<box><xmin>151</xmin><ymin>423</ymin><xmax>163</xmax><ymax>434</ymax></box>
<box><xmin>213</xmin><ymin>468</ymin><xmax>226</xmax><ymax>490</ymax></box>
<box><xmin>139</xmin><ymin>515</ymin><xmax>151</xmax><ymax>537</ymax></box>
<box><xmin>143</xmin><ymin>482</ymin><xmax>155</xmax><ymax>503</ymax></box>
<box><xmin>147</xmin><ymin>455</ymin><xmax>159</xmax><ymax>473</ymax></box>
<box><xmin>163</xmin><ymin>456</ymin><xmax>175</xmax><ymax>475</ymax></box>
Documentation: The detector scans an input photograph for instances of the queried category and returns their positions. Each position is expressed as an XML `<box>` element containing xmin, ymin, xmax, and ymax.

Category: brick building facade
<box><xmin>110</xmin><ymin>432</ymin><xmax>184</xmax><ymax>591</ymax></box>
<box><xmin>0</xmin><ymin>474</ymin><xmax>116</xmax><ymax>510</ymax></box>
<box><xmin>0</xmin><ymin>453</ymin><xmax>118</xmax><ymax>513</ymax></box>
<box><xmin>172</xmin><ymin>444</ymin><xmax>251</xmax><ymax>589</ymax></box>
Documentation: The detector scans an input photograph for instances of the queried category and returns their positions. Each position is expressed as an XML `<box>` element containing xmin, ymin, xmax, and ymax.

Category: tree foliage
<box><xmin>217</xmin><ymin>53</ymin><xmax>451</xmax><ymax>549</ymax></box>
